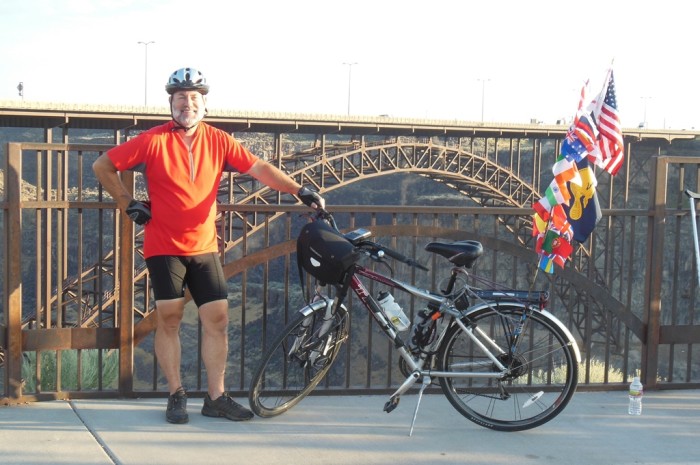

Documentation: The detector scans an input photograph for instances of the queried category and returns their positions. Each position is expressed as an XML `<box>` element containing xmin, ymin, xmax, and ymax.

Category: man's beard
<box><xmin>173</xmin><ymin>107</ymin><xmax>205</xmax><ymax>128</ymax></box>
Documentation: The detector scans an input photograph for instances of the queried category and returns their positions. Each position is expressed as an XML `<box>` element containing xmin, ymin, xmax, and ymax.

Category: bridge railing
<box><xmin>1</xmin><ymin>142</ymin><xmax>699</xmax><ymax>404</ymax></box>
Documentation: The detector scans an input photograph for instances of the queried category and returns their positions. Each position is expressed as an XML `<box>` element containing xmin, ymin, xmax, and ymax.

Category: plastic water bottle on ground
<box><xmin>628</xmin><ymin>377</ymin><xmax>643</xmax><ymax>415</ymax></box>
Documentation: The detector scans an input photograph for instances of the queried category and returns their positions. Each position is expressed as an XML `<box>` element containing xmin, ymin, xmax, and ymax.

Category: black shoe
<box><xmin>201</xmin><ymin>392</ymin><xmax>254</xmax><ymax>421</ymax></box>
<box><xmin>166</xmin><ymin>388</ymin><xmax>189</xmax><ymax>424</ymax></box>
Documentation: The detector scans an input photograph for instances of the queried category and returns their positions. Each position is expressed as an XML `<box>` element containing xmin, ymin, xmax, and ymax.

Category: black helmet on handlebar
<box><xmin>297</xmin><ymin>218</ymin><xmax>360</xmax><ymax>285</ymax></box>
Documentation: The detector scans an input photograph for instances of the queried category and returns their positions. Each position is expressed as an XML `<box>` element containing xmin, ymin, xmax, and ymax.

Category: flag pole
<box><xmin>590</xmin><ymin>66</ymin><xmax>613</xmax><ymax>119</ymax></box>
<box><xmin>530</xmin><ymin>266</ymin><xmax>541</xmax><ymax>294</ymax></box>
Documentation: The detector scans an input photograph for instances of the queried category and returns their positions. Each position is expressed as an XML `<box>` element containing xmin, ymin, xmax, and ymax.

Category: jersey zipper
<box><xmin>188</xmin><ymin>148</ymin><xmax>195</xmax><ymax>182</ymax></box>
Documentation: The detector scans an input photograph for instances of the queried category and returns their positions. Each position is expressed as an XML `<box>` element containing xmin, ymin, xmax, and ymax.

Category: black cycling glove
<box><xmin>297</xmin><ymin>186</ymin><xmax>325</xmax><ymax>210</ymax></box>
<box><xmin>125</xmin><ymin>199</ymin><xmax>152</xmax><ymax>225</ymax></box>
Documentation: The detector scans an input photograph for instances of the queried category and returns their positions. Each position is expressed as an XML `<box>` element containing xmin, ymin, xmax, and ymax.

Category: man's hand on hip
<box><xmin>125</xmin><ymin>199</ymin><xmax>152</xmax><ymax>225</ymax></box>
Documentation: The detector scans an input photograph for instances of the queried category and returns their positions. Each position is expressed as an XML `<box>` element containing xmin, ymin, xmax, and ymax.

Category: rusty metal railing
<box><xmin>2</xmin><ymin>142</ymin><xmax>700</xmax><ymax>405</ymax></box>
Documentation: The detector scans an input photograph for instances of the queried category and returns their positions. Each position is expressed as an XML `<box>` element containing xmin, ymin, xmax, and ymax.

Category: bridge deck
<box><xmin>0</xmin><ymin>100</ymin><xmax>694</xmax><ymax>140</ymax></box>
<box><xmin>1</xmin><ymin>391</ymin><xmax>699</xmax><ymax>465</ymax></box>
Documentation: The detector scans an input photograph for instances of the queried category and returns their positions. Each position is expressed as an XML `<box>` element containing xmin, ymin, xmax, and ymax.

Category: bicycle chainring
<box><xmin>398</xmin><ymin>355</ymin><xmax>439</xmax><ymax>385</ymax></box>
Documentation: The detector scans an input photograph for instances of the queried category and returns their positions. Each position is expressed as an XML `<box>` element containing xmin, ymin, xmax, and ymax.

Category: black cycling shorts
<box><xmin>146</xmin><ymin>253</ymin><xmax>228</xmax><ymax>307</ymax></box>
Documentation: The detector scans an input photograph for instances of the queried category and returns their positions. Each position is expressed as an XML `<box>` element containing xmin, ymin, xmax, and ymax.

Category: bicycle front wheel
<box><xmin>437</xmin><ymin>305</ymin><xmax>578</xmax><ymax>431</ymax></box>
<box><xmin>249</xmin><ymin>303</ymin><xmax>349</xmax><ymax>417</ymax></box>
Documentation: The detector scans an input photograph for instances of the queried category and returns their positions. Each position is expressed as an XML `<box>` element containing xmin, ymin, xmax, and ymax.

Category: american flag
<box><xmin>594</xmin><ymin>70</ymin><xmax>624</xmax><ymax>175</ymax></box>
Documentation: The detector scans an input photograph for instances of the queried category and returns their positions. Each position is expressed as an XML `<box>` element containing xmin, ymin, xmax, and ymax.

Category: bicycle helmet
<box><xmin>165</xmin><ymin>67</ymin><xmax>210</xmax><ymax>95</ymax></box>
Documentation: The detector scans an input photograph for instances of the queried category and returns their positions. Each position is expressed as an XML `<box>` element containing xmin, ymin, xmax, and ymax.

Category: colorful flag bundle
<box><xmin>532</xmin><ymin>67</ymin><xmax>624</xmax><ymax>273</ymax></box>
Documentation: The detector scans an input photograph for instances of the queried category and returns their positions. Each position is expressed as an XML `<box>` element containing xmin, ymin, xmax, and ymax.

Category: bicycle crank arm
<box><xmin>384</xmin><ymin>371</ymin><xmax>422</xmax><ymax>413</ymax></box>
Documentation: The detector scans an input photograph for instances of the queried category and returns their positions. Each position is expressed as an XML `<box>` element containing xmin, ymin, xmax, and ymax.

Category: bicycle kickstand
<box><xmin>408</xmin><ymin>375</ymin><xmax>432</xmax><ymax>437</ymax></box>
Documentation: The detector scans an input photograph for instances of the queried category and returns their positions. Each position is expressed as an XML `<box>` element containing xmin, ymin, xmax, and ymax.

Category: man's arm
<box><xmin>92</xmin><ymin>153</ymin><xmax>133</xmax><ymax>211</ymax></box>
<box><xmin>246</xmin><ymin>159</ymin><xmax>325</xmax><ymax>209</ymax></box>
<box><xmin>245</xmin><ymin>159</ymin><xmax>302</xmax><ymax>195</ymax></box>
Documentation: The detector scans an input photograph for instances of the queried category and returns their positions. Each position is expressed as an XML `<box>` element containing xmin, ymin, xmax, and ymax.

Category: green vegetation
<box><xmin>534</xmin><ymin>358</ymin><xmax>636</xmax><ymax>385</ymax></box>
<box><xmin>21</xmin><ymin>349</ymin><xmax>118</xmax><ymax>393</ymax></box>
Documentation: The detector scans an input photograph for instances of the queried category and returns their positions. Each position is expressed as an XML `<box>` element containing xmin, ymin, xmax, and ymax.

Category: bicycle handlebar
<box><xmin>376</xmin><ymin>243</ymin><xmax>430</xmax><ymax>271</ymax></box>
<box><xmin>310</xmin><ymin>209</ymin><xmax>429</xmax><ymax>271</ymax></box>
<box><xmin>355</xmin><ymin>240</ymin><xmax>429</xmax><ymax>271</ymax></box>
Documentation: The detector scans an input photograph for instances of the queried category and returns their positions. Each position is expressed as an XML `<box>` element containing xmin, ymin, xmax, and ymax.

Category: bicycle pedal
<box><xmin>383</xmin><ymin>396</ymin><xmax>400</xmax><ymax>413</ymax></box>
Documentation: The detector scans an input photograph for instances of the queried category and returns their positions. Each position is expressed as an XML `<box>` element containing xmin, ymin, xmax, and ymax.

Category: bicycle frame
<box><xmin>349</xmin><ymin>266</ymin><xmax>523</xmax><ymax>382</ymax></box>
<box><xmin>346</xmin><ymin>261</ymin><xmax>580</xmax><ymax>377</ymax></box>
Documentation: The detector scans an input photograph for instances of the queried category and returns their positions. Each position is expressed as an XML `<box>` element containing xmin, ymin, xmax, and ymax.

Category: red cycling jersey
<box><xmin>107</xmin><ymin>121</ymin><xmax>258</xmax><ymax>258</ymax></box>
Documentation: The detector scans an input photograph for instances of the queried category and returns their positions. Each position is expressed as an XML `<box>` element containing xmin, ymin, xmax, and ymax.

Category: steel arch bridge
<box><xmin>234</xmin><ymin>139</ymin><xmax>538</xmax><ymax>208</ymax></box>
<box><xmin>222</xmin><ymin>138</ymin><xmax>542</xmax><ymax>256</ymax></box>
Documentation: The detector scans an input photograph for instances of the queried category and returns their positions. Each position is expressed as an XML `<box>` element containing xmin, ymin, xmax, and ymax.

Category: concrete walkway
<box><xmin>1</xmin><ymin>390</ymin><xmax>699</xmax><ymax>465</ymax></box>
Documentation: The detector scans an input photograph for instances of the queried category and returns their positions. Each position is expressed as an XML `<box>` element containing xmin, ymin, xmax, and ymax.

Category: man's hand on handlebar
<box><xmin>297</xmin><ymin>186</ymin><xmax>326</xmax><ymax>210</ymax></box>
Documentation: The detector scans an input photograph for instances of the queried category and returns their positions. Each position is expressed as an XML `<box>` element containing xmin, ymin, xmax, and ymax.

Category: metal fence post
<box><xmin>645</xmin><ymin>155</ymin><xmax>668</xmax><ymax>389</ymax></box>
<box><xmin>118</xmin><ymin>171</ymin><xmax>136</xmax><ymax>397</ymax></box>
<box><xmin>5</xmin><ymin>143</ymin><xmax>24</xmax><ymax>401</ymax></box>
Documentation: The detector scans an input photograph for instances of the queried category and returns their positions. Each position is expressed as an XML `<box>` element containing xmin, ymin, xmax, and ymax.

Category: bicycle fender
<box><xmin>465</xmin><ymin>302</ymin><xmax>581</xmax><ymax>363</ymax></box>
<box><xmin>299</xmin><ymin>298</ymin><xmax>332</xmax><ymax>316</ymax></box>
<box><xmin>298</xmin><ymin>297</ymin><xmax>349</xmax><ymax>317</ymax></box>
<box><xmin>540</xmin><ymin>309</ymin><xmax>582</xmax><ymax>363</ymax></box>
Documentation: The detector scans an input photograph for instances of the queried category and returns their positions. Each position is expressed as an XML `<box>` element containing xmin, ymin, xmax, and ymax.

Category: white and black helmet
<box><xmin>165</xmin><ymin>67</ymin><xmax>209</xmax><ymax>95</ymax></box>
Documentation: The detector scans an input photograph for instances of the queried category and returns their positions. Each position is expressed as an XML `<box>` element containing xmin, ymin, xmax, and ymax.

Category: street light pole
<box><xmin>477</xmin><ymin>78</ymin><xmax>491</xmax><ymax>122</ymax></box>
<box><xmin>137</xmin><ymin>41</ymin><xmax>155</xmax><ymax>106</ymax></box>
<box><xmin>343</xmin><ymin>62</ymin><xmax>357</xmax><ymax>115</ymax></box>
<box><xmin>640</xmin><ymin>96</ymin><xmax>651</xmax><ymax>128</ymax></box>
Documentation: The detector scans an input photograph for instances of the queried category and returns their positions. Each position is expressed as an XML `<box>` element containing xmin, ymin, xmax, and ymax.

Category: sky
<box><xmin>0</xmin><ymin>0</ymin><xmax>696</xmax><ymax>129</ymax></box>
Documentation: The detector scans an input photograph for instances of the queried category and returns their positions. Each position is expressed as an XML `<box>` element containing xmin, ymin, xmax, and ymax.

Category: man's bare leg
<box><xmin>198</xmin><ymin>299</ymin><xmax>229</xmax><ymax>399</ymax></box>
<box><xmin>154</xmin><ymin>298</ymin><xmax>185</xmax><ymax>394</ymax></box>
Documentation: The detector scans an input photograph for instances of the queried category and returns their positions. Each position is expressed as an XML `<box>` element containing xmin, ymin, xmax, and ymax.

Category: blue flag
<box><xmin>564</xmin><ymin>158</ymin><xmax>602</xmax><ymax>243</ymax></box>
<box><xmin>561</xmin><ymin>135</ymin><xmax>588</xmax><ymax>162</ymax></box>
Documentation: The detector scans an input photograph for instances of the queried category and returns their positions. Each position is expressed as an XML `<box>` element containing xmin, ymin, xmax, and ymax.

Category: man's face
<box><xmin>171</xmin><ymin>90</ymin><xmax>206</xmax><ymax>128</ymax></box>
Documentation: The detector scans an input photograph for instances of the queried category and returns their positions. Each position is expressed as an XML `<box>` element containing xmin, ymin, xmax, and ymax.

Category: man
<box><xmin>93</xmin><ymin>67</ymin><xmax>324</xmax><ymax>424</ymax></box>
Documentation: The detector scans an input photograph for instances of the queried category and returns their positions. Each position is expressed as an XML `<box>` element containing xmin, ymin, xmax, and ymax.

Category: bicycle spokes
<box><xmin>438</xmin><ymin>306</ymin><xmax>578</xmax><ymax>431</ymax></box>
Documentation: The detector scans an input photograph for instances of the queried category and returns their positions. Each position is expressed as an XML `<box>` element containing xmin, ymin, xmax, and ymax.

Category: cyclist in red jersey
<box><xmin>93</xmin><ymin>67</ymin><xmax>324</xmax><ymax>424</ymax></box>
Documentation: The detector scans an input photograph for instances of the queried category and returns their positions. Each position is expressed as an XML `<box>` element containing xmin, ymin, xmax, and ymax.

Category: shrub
<box><xmin>21</xmin><ymin>349</ymin><xmax>118</xmax><ymax>393</ymax></box>
<box><xmin>532</xmin><ymin>358</ymin><xmax>630</xmax><ymax>385</ymax></box>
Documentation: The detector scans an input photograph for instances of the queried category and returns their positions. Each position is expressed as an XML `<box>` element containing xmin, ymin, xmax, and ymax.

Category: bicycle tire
<box><xmin>437</xmin><ymin>304</ymin><xmax>578</xmax><ymax>431</ymax></box>
<box><xmin>249</xmin><ymin>304</ymin><xmax>349</xmax><ymax>417</ymax></box>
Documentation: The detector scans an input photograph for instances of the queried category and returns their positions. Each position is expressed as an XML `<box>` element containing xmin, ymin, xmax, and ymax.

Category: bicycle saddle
<box><xmin>425</xmin><ymin>240</ymin><xmax>483</xmax><ymax>268</ymax></box>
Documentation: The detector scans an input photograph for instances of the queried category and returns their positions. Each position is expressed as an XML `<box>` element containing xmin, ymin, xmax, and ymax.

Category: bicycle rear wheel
<box><xmin>249</xmin><ymin>303</ymin><xmax>348</xmax><ymax>417</ymax></box>
<box><xmin>437</xmin><ymin>305</ymin><xmax>578</xmax><ymax>431</ymax></box>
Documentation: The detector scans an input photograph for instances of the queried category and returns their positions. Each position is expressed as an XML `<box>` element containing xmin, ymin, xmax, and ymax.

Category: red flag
<box><xmin>550</xmin><ymin>204</ymin><xmax>573</xmax><ymax>238</ymax></box>
<box><xmin>536</xmin><ymin>230</ymin><xmax>574</xmax><ymax>269</ymax></box>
